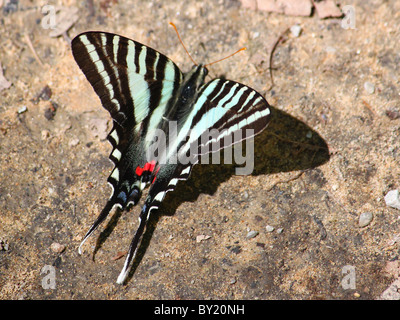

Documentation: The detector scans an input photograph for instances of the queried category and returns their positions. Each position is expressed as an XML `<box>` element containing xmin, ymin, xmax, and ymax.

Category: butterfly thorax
<box><xmin>172</xmin><ymin>64</ymin><xmax>208</xmax><ymax>119</ymax></box>
<box><xmin>124</xmin><ymin>66</ymin><xmax>207</xmax><ymax>201</ymax></box>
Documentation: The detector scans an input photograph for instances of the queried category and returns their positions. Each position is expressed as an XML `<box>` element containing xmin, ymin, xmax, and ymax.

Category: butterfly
<box><xmin>71</xmin><ymin>28</ymin><xmax>271</xmax><ymax>284</ymax></box>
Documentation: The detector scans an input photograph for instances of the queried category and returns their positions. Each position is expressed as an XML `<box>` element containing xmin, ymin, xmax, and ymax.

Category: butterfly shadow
<box><xmin>159</xmin><ymin>105</ymin><xmax>331</xmax><ymax>212</ymax></box>
<box><xmin>94</xmin><ymin>106</ymin><xmax>330</xmax><ymax>282</ymax></box>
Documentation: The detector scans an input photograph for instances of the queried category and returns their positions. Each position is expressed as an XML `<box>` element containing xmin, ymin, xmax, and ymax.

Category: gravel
<box><xmin>385</xmin><ymin>190</ymin><xmax>400</xmax><ymax>210</ymax></box>
<box><xmin>358</xmin><ymin>212</ymin><xmax>373</xmax><ymax>227</ymax></box>
<box><xmin>246</xmin><ymin>230</ymin><xmax>259</xmax><ymax>239</ymax></box>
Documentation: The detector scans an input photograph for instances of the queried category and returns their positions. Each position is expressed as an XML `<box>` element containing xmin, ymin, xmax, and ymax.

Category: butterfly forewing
<box><xmin>72</xmin><ymin>32</ymin><xmax>183</xmax><ymax>131</ymax></box>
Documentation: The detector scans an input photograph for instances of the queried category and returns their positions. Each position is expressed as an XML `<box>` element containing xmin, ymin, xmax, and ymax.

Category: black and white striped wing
<box><xmin>72</xmin><ymin>32</ymin><xmax>183</xmax><ymax>130</ymax></box>
<box><xmin>71</xmin><ymin>32</ymin><xmax>183</xmax><ymax>252</ymax></box>
<box><xmin>178</xmin><ymin>78</ymin><xmax>271</xmax><ymax>159</ymax></box>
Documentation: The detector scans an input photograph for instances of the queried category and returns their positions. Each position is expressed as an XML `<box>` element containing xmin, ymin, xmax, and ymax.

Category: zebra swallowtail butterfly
<box><xmin>71</xmin><ymin>29</ymin><xmax>271</xmax><ymax>284</ymax></box>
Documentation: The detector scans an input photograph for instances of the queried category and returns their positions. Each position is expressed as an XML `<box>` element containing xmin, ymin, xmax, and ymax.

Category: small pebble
<box><xmin>111</xmin><ymin>251</ymin><xmax>127</xmax><ymax>261</ymax></box>
<box><xmin>386</xmin><ymin>109</ymin><xmax>400</xmax><ymax>120</ymax></box>
<box><xmin>364</xmin><ymin>81</ymin><xmax>375</xmax><ymax>94</ymax></box>
<box><xmin>265</xmin><ymin>225</ymin><xmax>275</xmax><ymax>232</ymax></box>
<box><xmin>246</xmin><ymin>230</ymin><xmax>259</xmax><ymax>239</ymax></box>
<box><xmin>0</xmin><ymin>239</ymin><xmax>9</xmax><ymax>251</ymax></box>
<box><xmin>44</xmin><ymin>106</ymin><xmax>56</xmax><ymax>120</ymax></box>
<box><xmin>290</xmin><ymin>24</ymin><xmax>302</xmax><ymax>37</ymax></box>
<box><xmin>50</xmin><ymin>242</ymin><xmax>65</xmax><ymax>253</ymax></box>
<box><xmin>196</xmin><ymin>234</ymin><xmax>211</xmax><ymax>243</ymax></box>
<box><xmin>385</xmin><ymin>190</ymin><xmax>400</xmax><ymax>210</ymax></box>
<box><xmin>277</xmin><ymin>228</ymin><xmax>284</xmax><ymax>234</ymax></box>
<box><xmin>38</xmin><ymin>85</ymin><xmax>52</xmax><ymax>101</ymax></box>
<box><xmin>68</xmin><ymin>138</ymin><xmax>80</xmax><ymax>147</ymax></box>
<box><xmin>325</xmin><ymin>46</ymin><xmax>337</xmax><ymax>54</ymax></box>
<box><xmin>17</xmin><ymin>106</ymin><xmax>27</xmax><ymax>114</ymax></box>
<box><xmin>358</xmin><ymin>212</ymin><xmax>373</xmax><ymax>227</ymax></box>
<box><xmin>41</xmin><ymin>130</ymin><xmax>50</xmax><ymax>140</ymax></box>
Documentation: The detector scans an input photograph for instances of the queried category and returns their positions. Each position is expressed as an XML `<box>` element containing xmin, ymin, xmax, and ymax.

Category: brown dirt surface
<box><xmin>1</xmin><ymin>0</ymin><xmax>399</xmax><ymax>300</ymax></box>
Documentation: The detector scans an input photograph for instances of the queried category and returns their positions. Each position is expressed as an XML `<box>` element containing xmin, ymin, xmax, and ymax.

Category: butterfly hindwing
<box><xmin>116</xmin><ymin>162</ymin><xmax>192</xmax><ymax>283</ymax></box>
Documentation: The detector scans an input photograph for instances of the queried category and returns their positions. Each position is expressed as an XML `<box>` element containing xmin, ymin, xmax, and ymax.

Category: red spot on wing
<box><xmin>135</xmin><ymin>160</ymin><xmax>157</xmax><ymax>177</ymax></box>
<box><xmin>135</xmin><ymin>166</ymin><xmax>144</xmax><ymax>176</ymax></box>
<box><xmin>144</xmin><ymin>160</ymin><xmax>156</xmax><ymax>172</ymax></box>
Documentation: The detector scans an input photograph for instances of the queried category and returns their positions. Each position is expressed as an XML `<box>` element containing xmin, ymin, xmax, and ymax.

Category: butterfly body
<box><xmin>71</xmin><ymin>31</ymin><xmax>271</xmax><ymax>284</ymax></box>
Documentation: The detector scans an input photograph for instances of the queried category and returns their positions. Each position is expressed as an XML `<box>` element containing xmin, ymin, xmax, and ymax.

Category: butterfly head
<box><xmin>189</xmin><ymin>63</ymin><xmax>208</xmax><ymax>77</ymax></box>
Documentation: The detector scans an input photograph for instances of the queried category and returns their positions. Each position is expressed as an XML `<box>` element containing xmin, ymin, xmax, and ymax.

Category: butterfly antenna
<box><xmin>204</xmin><ymin>47</ymin><xmax>247</xmax><ymax>68</ymax></box>
<box><xmin>169</xmin><ymin>22</ymin><xmax>198</xmax><ymax>66</ymax></box>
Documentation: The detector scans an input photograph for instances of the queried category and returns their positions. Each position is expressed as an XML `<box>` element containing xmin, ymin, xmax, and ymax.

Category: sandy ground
<box><xmin>1</xmin><ymin>0</ymin><xmax>400</xmax><ymax>299</ymax></box>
